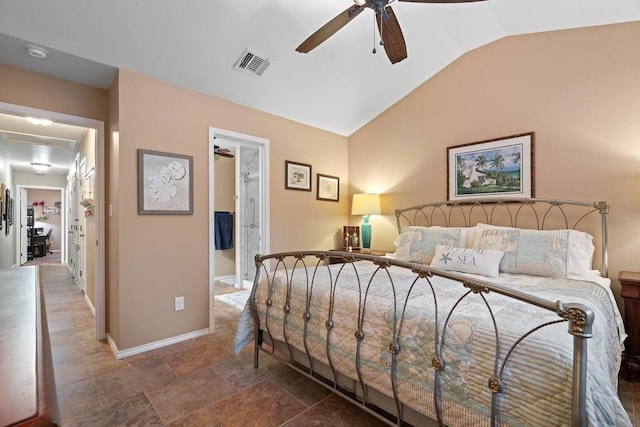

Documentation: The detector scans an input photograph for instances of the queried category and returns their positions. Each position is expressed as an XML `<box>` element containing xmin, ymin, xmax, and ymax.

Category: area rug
<box><xmin>215</xmin><ymin>290</ymin><xmax>250</xmax><ymax>310</ymax></box>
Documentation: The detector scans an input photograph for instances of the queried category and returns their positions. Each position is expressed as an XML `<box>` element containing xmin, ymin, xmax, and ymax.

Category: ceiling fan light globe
<box><xmin>353</xmin><ymin>0</ymin><xmax>367</xmax><ymax>5</ymax></box>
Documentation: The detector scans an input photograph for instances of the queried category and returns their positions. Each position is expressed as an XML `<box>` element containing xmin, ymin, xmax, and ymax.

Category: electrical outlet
<box><xmin>174</xmin><ymin>296</ymin><xmax>184</xmax><ymax>311</ymax></box>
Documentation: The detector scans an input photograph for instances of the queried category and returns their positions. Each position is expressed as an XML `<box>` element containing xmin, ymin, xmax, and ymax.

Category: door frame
<box><xmin>16</xmin><ymin>185</ymin><xmax>65</xmax><ymax>265</ymax></box>
<box><xmin>0</xmin><ymin>101</ymin><xmax>106</xmax><ymax>341</ymax></box>
<box><xmin>208</xmin><ymin>127</ymin><xmax>269</xmax><ymax>332</ymax></box>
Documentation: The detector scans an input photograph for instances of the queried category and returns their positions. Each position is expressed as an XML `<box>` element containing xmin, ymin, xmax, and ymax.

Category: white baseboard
<box><xmin>215</xmin><ymin>274</ymin><xmax>235</xmax><ymax>282</ymax></box>
<box><xmin>84</xmin><ymin>293</ymin><xmax>96</xmax><ymax>316</ymax></box>
<box><xmin>107</xmin><ymin>328</ymin><xmax>211</xmax><ymax>359</ymax></box>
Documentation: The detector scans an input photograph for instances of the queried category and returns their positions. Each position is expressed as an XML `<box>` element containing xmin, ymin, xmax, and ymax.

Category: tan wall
<box><xmin>214</xmin><ymin>155</ymin><xmax>236</xmax><ymax>277</ymax></box>
<box><xmin>349</xmin><ymin>21</ymin><xmax>640</xmax><ymax>308</ymax></box>
<box><xmin>114</xmin><ymin>69</ymin><xmax>349</xmax><ymax>349</ymax></box>
<box><xmin>0</xmin><ymin>64</ymin><xmax>109</xmax><ymax>121</ymax></box>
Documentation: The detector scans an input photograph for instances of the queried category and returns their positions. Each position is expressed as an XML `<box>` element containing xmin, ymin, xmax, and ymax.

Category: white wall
<box><xmin>0</xmin><ymin>148</ymin><xmax>14</xmax><ymax>268</ymax></box>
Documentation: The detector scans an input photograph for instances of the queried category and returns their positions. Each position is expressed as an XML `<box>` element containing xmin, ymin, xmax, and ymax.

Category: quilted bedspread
<box><xmin>235</xmin><ymin>261</ymin><xmax>630</xmax><ymax>426</ymax></box>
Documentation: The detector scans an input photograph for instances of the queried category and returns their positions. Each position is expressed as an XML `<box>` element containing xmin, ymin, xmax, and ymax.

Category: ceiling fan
<box><xmin>296</xmin><ymin>0</ymin><xmax>488</xmax><ymax>64</ymax></box>
<box><xmin>214</xmin><ymin>145</ymin><xmax>234</xmax><ymax>159</ymax></box>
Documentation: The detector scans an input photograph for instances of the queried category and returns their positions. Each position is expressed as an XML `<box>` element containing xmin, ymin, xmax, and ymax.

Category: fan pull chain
<box><xmin>380</xmin><ymin>8</ymin><xmax>385</xmax><ymax>46</ymax></box>
<box><xmin>372</xmin><ymin>13</ymin><xmax>377</xmax><ymax>54</ymax></box>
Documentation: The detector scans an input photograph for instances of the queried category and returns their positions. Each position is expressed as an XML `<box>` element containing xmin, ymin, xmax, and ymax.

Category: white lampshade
<box><xmin>351</xmin><ymin>193</ymin><xmax>381</xmax><ymax>216</ymax></box>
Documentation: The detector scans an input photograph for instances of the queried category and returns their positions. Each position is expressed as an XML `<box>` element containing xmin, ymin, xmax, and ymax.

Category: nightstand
<box><xmin>619</xmin><ymin>271</ymin><xmax>640</xmax><ymax>381</ymax></box>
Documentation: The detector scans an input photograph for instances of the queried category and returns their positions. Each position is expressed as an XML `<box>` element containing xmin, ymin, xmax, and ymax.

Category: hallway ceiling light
<box><xmin>30</xmin><ymin>162</ymin><xmax>51</xmax><ymax>174</ymax></box>
<box><xmin>26</xmin><ymin>117</ymin><xmax>52</xmax><ymax>126</ymax></box>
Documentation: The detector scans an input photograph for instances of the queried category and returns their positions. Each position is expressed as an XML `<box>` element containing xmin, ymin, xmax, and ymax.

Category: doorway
<box><xmin>0</xmin><ymin>101</ymin><xmax>106</xmax><ymax>340</ymax></box>
<box><xmin>18</xmin><ymin>186</ymin><xmax>65</xmax><ymax>266</ymax></box>
<box><xmin>208</xmin><ymin>127</ymin><xmax>269</xmax><ymax>331</ymax></box>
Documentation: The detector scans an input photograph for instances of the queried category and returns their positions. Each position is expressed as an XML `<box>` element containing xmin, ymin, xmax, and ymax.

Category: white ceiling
<box><xmin>0</xmin><ymin>0</ymin><xmax>639</xmax><ymax>139</ymax></box>
<box><xmin>0</xmin><ymin>112</ymin><xmax>90</xmax><ymax>175</ymax></box>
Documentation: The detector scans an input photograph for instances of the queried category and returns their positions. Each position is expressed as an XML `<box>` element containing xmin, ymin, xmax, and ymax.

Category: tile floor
<box><xmin>41</xmin><ymin>264</ymin><xmax>638</xmax><ymax>426</ymax></box>
<box><xmin>43</xmin><ymin>264</ymin><xmax>385</xmax><ymax>426</ymax></box>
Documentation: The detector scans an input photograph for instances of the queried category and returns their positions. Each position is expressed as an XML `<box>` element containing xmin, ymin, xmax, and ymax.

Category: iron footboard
<box><xmin>249</xmin><ymin>251</ymin><xmax>594</xmax><ymax>427</ymax></box>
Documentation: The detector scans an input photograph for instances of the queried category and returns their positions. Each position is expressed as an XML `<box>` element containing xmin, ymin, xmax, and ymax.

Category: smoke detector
<box><xmin>26</xmin><ymin>45</ymin><xmax>48</xmax><ymax>59</ymax></box>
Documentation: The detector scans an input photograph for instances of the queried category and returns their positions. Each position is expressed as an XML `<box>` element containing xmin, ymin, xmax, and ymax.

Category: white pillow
<box><xmin>430</xmin><ymin>245</ymin><xmax>504</xmax><ymax>277</ymax></box>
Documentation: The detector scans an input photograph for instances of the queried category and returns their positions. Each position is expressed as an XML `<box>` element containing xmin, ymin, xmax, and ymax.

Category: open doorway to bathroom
<box><xmin>208</xmin><ymin>127</ymin><xmax>269</xmax><ymax>331</ymax></box>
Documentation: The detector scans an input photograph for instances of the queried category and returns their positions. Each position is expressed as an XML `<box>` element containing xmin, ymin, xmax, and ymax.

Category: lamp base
<box><xmin>361</xmin><ymin>216</ymin><xmax>371</xmax><ymax>250</ymax></box>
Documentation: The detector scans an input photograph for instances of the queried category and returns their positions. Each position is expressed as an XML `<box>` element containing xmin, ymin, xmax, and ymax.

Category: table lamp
<box><xmin>351</xmin><ymin>193</ymin><xmax>381</xmax><ymax>252</ymax></box>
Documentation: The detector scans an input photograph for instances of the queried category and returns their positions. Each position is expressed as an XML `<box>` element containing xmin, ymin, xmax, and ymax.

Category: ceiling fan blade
<box><xmin>399</xmin><ymin>0</ymin><xmax>488</xmax><ymax>3</ymax></box>
<box><xmin>214</xmin><ymin>145</ymin><xmax>235</xmax><ymax>158</ymax></box>
<box><xmin>296</xmin><ymin>5</ymin><xmax>366</xmax><ymax>53</ymax></box>
<box><xmin>376</xmin><ymin>7</ymin><xmax>407</xmax><ymax>64</ymax></box>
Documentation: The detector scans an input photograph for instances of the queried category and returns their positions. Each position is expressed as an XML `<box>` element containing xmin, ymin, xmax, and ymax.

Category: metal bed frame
<box><xmin>249</xmin><ymin>198</ymin><xmax>611</xmax><ymax>427</ymax></box>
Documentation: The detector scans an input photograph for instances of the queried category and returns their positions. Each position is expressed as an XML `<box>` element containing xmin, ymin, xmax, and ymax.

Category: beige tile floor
<box><xmin>41</xmin><ymin>264</ymin><xmax>638</xmax><ymax>426</ymax></box>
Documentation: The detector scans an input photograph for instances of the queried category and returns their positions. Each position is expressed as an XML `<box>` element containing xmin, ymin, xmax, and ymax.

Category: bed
<box><xmin>234</xmin><ymin>198</ymin><xmax>630</xmax><ymax>426</ymax></box>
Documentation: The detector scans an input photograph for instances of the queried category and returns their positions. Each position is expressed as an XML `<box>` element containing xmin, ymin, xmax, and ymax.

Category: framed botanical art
<box><xmin>285</xmin><ymin>161</ymin><xmax>312</xmax><ymax>191</ymax></box>
<box><xmin>447</xmin><ymin>132</ymin><xmax>534</xmax><ymax>201</ymax></box>
<box><xmin>138</xmin><ymin>149</ymin><xmax>193</xmax><ymax>215</ymax></box>
<box><xmin>317</xmin><ymin>174</ymin><xmax>339</xmax><ymax>202</ymax></box>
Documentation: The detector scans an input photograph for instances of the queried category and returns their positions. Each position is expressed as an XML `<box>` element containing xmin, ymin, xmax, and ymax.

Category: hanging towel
<box><xmin>214</xmin><ymin>211</ymin><xmax>234</xmax><ymax>250</ymax></box>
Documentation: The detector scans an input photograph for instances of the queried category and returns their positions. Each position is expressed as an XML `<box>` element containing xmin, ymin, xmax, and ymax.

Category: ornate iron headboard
<box><xmin>395</xmin><ymin>198</ymin><xmax>610</xmax><ymax>277</ymax></box>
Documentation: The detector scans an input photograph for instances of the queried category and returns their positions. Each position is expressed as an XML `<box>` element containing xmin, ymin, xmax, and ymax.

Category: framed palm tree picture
<box><xmin>447</xmin><ymin>132</ymin><xmax>534</xmax><ymax>201</ymax></box>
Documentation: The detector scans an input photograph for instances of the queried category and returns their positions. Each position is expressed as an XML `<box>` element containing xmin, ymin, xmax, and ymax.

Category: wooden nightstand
<box><xmin>619</xmin><ymin>271</ymin><xmax>640</xmax><ymax>381</ymax></box>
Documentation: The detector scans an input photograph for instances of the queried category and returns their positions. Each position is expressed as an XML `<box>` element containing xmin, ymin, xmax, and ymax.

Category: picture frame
<box><xmin>4</xmin><ymin>188</ymin><xmax>10</xmax><ymax>234</ymax></box>
<box><xmin>8</xmin><ymin>197</ymin><xmax>13</xmax><ymax>226</ymax></box>
<box><xmin>138</xmin><ymin>149</ymin><xmax>193</xmax><ymax>215</ymax></box>
<box><xmin>447</xmin><ymin>132</ymin><xmax>534</xmax><ymax>201</ymax></box>
<box><xmin>316</xmin><ymin>174</ymin><xmax>340</xmax><ymax>202</ymax></box>
<box><xmin>285</xmin><ymin>161</ymin><xmax>312</xmax><ymax>191</ymax></box>
<box><xmin>43</xmin><ymin>206</ymin><xmax>60</xmax><ymax>215</ymax></box>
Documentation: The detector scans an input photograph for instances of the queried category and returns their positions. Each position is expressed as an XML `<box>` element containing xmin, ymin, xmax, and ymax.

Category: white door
<box><xmin>19</xmin><ymin>188</ymin><xmax>28</xmax><ymax>265</ymax></box>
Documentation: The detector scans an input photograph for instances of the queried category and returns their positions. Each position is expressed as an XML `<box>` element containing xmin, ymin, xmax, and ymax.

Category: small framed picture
<box><xmin>43</xmin><ymin>206</ymin><xmax>60</xmax><ymax>215</ymax></box>
<box><xmin>317</xmin><ymin>174</ymin><xmax>339</xmax><ymax>202</ymax></box>
<box><xmin>285</xmin><ymin>161</ymin><xmax>312</xmax><ymax>191</ymax></box>
<box><xmin>138</xmin><ymin>149</ymin><xmax>193</xmax><ymax>215</ymax></box>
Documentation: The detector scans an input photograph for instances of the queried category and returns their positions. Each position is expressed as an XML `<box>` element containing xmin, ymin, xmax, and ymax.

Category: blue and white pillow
<box><xmin>393</xmin><ymin>227</ymin><xmax>461</xmax><ymax>264</ymax></box>
<box><xmin>430</xmin><ymin>245</ymin><xmax>504</xmax><ymax>277</ymax></box>
<box><xmin>473</xmin><ymin>228</ymin><xmax>571</xmax><ymax>277</ymax></box>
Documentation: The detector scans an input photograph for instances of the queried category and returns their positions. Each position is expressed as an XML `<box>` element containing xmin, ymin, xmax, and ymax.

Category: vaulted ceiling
<box><xmin>0</xmin><ymin>0</ymin><xmax>639</xmax><ymax>136</ymax></box>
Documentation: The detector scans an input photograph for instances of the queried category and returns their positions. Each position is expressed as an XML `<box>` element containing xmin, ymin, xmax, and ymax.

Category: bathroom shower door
<box><xmin>236</xmin><ymin>145</ymin><xmax>261</xmax><ymax>288</ymax></box>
